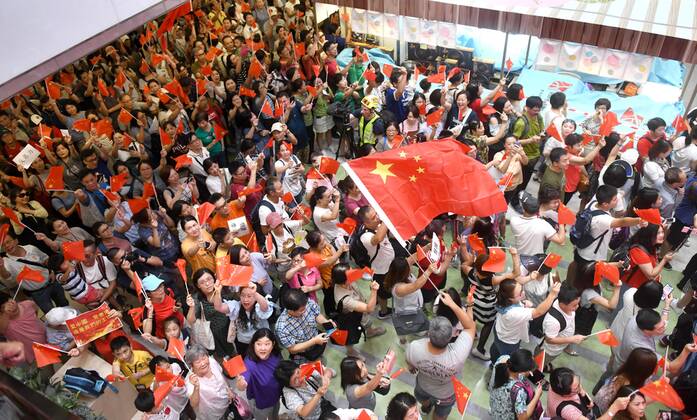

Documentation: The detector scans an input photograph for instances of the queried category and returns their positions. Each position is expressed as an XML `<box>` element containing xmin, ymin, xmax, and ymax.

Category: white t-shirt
<box><xmin>672</xmin><ymin>142</ymin><xmax>697</xmax><ymax>175</ymax></box>
<box><xmin>187</xmin><ymin>149</ymin><xmax>211</xmax><ymax>177</ymax></box>
<box><xmin>510</xmin><ymin>216</ymin><xmax>557</xmax><ymax>256</ymax></box>
<box><xmin>205</xmin><ymin>169</ymin><xmax>232</xmax><ymax>195</ymax></box>
<box><xmin>495</xmin><ymin>305</ymin><xmax>534</xmax><ymax>344</ymax></box>
<box><xmin>274</xmin><ymin>155</ymin><xmax>304</xmax><ymax>197</ymax></box>
<box><xmin>79</xmin><ymin>256</ymin><xmax>117</xmax><ymax>290</ymax></box>
<box><xmin>405</xmin><ymin>333</ymin><xmax>473</xmax><ymax>400</ymax></box>
<box><xmin>312</xmin><ymin>205</ymin><xmax>344</xmax><ymax>243</ymax></box>
<box><xmin>576</xmin><ymin>204</ymin><xmax>613</xmax><ymax>261</ymax></box>
<box><xmin>258</xmin><ymin>195</ymin><xmax>289</xmax><ymax>227</ymax></box>
<box><xmin>360</xmin><ymin>230</ymin><xmax>395</xmax><ymax>275</ymax></box>
<box><xmin>642</xmin><ymin>160</ymin><xmax>664</xmax><ymax>189</ymax></box>
<box><xmin>542</xmin><ymin>301</ymin><xmax>576</xmax><ymax>356</ymax></box>
<box><xmin>186</xmin><ymin>357</ymin><xmax>230</xmax><ymax>420</ymax></box>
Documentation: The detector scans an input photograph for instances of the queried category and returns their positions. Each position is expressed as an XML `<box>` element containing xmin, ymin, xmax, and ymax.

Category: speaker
<box><xmin>472</xmin><ymin>58</ymin><xmax>495</xmax><ymax>86</ymax></box>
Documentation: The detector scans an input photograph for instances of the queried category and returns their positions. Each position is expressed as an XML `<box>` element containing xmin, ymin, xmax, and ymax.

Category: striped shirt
<box><xmin>56</xmin><ymin>270</ymin><xmax>88</xmax><ymax>301</ymax></box>
<box><xmin>468</xmin><ymin>270</ymin><xmax>497</xmax><ymax>323</ymax></box>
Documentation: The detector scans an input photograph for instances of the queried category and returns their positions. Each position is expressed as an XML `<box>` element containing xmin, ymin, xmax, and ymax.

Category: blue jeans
<box><xmin>27</xmin><ymin>281</ymin><xmax>69</xmax><ymax>314</ymax></box>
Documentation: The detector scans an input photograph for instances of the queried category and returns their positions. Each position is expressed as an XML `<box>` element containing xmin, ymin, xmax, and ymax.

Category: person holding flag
<box><xmin>185</xmin><ymin>344</ymin><xmax>236</xmax><ymax>420</ymax></box>
<box><xmin>0</xmin><ymin>230</ymin><xmax>68</xmax><ymax>313</ymax></box>
<box><xmin>541</xmin><ymin>286</ymin><xmax>586</xmax><ymax>371</ymax></box>
<box><xmin>0</xmin><ymin>293</ymin><xmax>48</xmax><ymax>364</ymax></box>
<box><xmin>491</xmin><ymin>136</ymin><xmax>529</xmax><ymax>204</ymax></box>
<box><xmin>274</xmin><ymin>358</ymin><xmax>333</xmax><ymax>420</ymax></box>
<box><xmin>489</xmin><ymin>349</ymin><xmax>544</xmax><ymax>420</ymax></box>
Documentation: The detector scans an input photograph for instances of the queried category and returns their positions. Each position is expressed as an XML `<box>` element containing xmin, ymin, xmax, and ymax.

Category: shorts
<box><xmin>76</xmin><ymin>286</ymin><xmax>103</xmax><ymax>306</ymax></box>
<box><xmin>373</xmin><ymin>273</ymin><xmax>391</xmax><ymax>300</ymax></box>
<box><xmin>414</xmin><ymin>381</ymin><xmax>455</xmax><ymax>418</ymax></box>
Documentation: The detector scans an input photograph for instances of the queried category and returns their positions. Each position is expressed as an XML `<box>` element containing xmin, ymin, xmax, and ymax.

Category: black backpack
<box><xmin>332</xmin><ymin>294</ymin><xmax>364</xmax><ymax>346</ymax></box>
<box><xmin>63</xmin><ymin>368</ymin><xmax>116</xmax><ymax>397</ymax></box>
<box><xmin>569</xmin><ymin>208</ymin><xmax>609</xmax><ymax>251</ymax></box>
<box><xmin>348</xmin><ymin>224</ymin><xmax>379</xmax><ymax>268</ymax></box>
<box><xmin>546</xmin><ymin>305</ymin><xmax>567</xmax><ymax>332</ymax></box>
<box><xmin>250</xmin><ymin>199</ymin><xmax>276</xmax><ymax>250</ymax></box>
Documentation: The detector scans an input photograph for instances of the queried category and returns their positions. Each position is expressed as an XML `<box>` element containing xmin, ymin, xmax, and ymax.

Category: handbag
<box><xmin>226</xmin><ymin>392</ymin><xmax>253</xmax><ymax>420</ymax></box>
<box><xmin>227</xmin><ymin>317</ymin><xmax>237</xmax><ymax>344</ymax></box>
<box><xmin>192</xmin><ymin>303</ymin><xmax>215</xmax><ymax>350</ymax></box>
<box><xmin>392</xmin><ymin>309</ymin><xmax>429</xmax><ymax>336</ymax></box>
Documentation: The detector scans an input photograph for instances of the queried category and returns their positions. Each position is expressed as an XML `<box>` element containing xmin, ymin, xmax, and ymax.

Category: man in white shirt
<box><xmin>357</xmin><ymin>206</ymin><xmax>395</xmax><ymax>318</ymax></box>
<box><xmin>657</xmin><ymin>167</ymin><xmax>686</xmax><ymax>219</ymax></box>
<box><xmin>258</xmin><ymin>177</ymin><xmax>290</xmax><ymax>235</ymax></box>
<box><xmin>510</xmin><ymin>193</ymin><xmax>565</xmax><ymax>256</ymax></box>
<box><xmin>672</xmin><ymin>129</ymin><xmax>697</xmax><ymax>176</ymax></box>
<box><xmin>77</xmin><ymin>240</ymin><xmax>118</xmax><ymax>306</ymax></box>
<box><xmin>542</xmin><ymin>286</ymin><xmax>585</xmax><ymax>370</ymax></box>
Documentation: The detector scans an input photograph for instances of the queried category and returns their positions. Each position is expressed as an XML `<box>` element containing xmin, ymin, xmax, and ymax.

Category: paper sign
<box><xmin>429</xmin><ymin>232</ymin><xmax>441</xmax><ymax>263</ymax></box>
<box><xmin>227</xmin><ymin>216</ymin><xmax>250</xmax><ymax>238</ymax></box>
<box><xmin>66</xmin><ymin>303</ymin><xmax>123</xmax><ymax>347</ymax></box>
<box><xmin>12</xmin><ymin>144</ymin><xmax>41</xmax><ymax>169</ymax></box>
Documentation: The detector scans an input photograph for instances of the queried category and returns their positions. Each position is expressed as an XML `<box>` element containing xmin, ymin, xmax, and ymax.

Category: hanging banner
<box><xmin>558</xmin><ymin>42</ymin><xmax>581</xmax><ymax>71</ymax></box>
<box><xmin>599</xmin><ymin>49</ymin><xmax>629</xmax><ymax>79</ymax></box>
<box><xmin>404</xmin><ymin>16</ymin><xmax>420</xmax><ymax>43</ymax></box>
<box><xmin>351</xmin><ymin>8</ymin><xmax>367</xmax><ymax>34</ymax></box>
<box><xmin>420</xmin><ymin>19</ymin><xmax>438</xmax><ymax>46</ymax></box>
<box><xmin>366</xmin><ymin>11</ymin><xmax>384</xmax><ymax>38</ymax></box>
<box><xmin>438</xmin><ymin>22</ymin><xmax>457</xmax><ymax>48</ymax></box>
<box><xmin>578</xmin><ymin>45</ymin><xmax>604</xmax><ymax>74</ymax></box>
<box><xmin>383</xmin><ymin>13</ymin><xmax>399</xmax><ymax>39</ymax></box>
<box><xmin>624</xmin><ymin>53</ymin><xmax>653</xmax><ymax>84</ymax></box>
<box><xmin>535</xmin><ymin>39</ymin><xmax>561</xmax><ymax>68</ymax></box>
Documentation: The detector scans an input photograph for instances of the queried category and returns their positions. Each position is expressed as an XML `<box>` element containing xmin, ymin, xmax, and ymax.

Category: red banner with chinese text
<box><xmin>66</xmin><ymin>303</ymin><xmax>123</xmax><ymax>347</ymax></box>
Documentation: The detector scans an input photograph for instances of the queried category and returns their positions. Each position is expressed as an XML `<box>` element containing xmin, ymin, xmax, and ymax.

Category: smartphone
<box><xmin>663</xmin><ymin>284</ymin><xmax>674</xmax><ymax>300</ymax></box>
<box><xmin>325</xmin><ymin>328</ymin><xmax>336</xmax><ymax>337</ymax></box>
<box><xmin>664</xmin><ymin>217</ymin><xmax>676</xmax><ymax>224</ymax></box>
<box><xmin>322</xmin><ymin>322</ymin><xmax>334</xmax><ymax>331</ymax></box>
<box><xmin>527</xmin><ymin>370</ymin><xmax>545</xmax><ymax>384</ymax></box>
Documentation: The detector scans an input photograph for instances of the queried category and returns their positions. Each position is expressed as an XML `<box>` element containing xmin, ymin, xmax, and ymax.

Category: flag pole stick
<box><xmin>174</xmin><ymin>347</ymin><xmax>191</xmax><ymax>371</ymax></box>
<box><xmin>536</xmin><ymin>254</ymin><xmax>549</xmax><ymax>273</ymax></box>
<box><xmin>12</xmin><ymin>282</ymin><xmax>23</xmax><ymax>301</ymax></box>
<box><xmin>662</xmin><ymin>341</ymin><xmax>669</xmax><ymax>379</ymax></box>
<box><xmin>586</xmin><ymin>328</ymin><xmax>611</xmax><ymax>338</ymax></box>
<box><xmin>46</xmin><ymin>189</ymin><xmax>75</xmax><ymax>193</ymax></box>
<box><xmin>34</xmin><ymin>342</ymin><xmax>70</xmax><ymax>354</ymax></box>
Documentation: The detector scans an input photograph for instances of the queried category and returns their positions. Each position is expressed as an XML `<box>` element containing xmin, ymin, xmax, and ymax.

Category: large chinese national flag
<box><xmin>343</xmin><ymin>139</ymin><xmax>507</xmax><ymax>243</ymax></box>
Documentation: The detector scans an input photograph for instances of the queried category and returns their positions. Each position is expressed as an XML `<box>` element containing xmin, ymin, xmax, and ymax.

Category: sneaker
<box><xmin>471</xmin><ymin>348</ymin><xmax>490</xmax><ymax>361</ymax></box>
<box><xmin>377</xmin><ymin>308</ymin><xmax>393</xmax><ymax>319</ymax></box>
<box><xmin>366</xmin><ymin>326</ymin><xmax>386</xmax><ymax>338</ymax></box>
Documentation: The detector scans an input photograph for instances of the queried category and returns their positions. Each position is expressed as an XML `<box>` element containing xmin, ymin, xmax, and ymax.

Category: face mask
<box><xmin>489</xmin><ymin>123</ymin><xmax>500</xmax><ymax>136</ymax></box>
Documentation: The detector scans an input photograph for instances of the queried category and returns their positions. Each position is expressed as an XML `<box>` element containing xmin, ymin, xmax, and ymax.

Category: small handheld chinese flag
<box><xmin>598</xmin><ymin>111</ymin><xmax>619</xmax><ymax>137</ymax></box>
<box><xmin>45</xmin><ymin>80</ymin><xmax>61</xmax><ymax>99</ymax></box>
<box><xmin>17</xmin><ymin>266</ymin><xmax>44</xmax><ymax>283</ymax></box>
<box><xmin>97</xmin><ymin>79</ymin><xmax>110</xmax><ymax>97</ymax></box>
<box><xmin>223</xmin><ymin>355</ymin><xmax>247</xmax><ymax>377</ymax></box>
<box><xmin>32</xmin><ymin>342</ymin><xmax>63</xmax><ymax>368</ymax></box>
<box><xmin>673</xmin><ymin>114</ymin><xmax>689</xmax><ymax>133</ymax></box>
<box><xmin>249</xmin><ymin>60</ymin><xmax>263</xmax><ymax>78</ymax></box>
<box><xmin>159</xmin><ymin>127</ymin><xmax>172</xmax><ymax>147</ymax></box>
<box><xmin>542</xmin><ymin>253</ymin><xmax>562</xmax><ymax>269</ymax></box>
<box><xmin>218</xmin><ymin>264</ymin><xmax>254</xmax><ymax>287</ymax></box>
<box><xmin>305</xmin><ymin>85</ymin><xmax>318</xmax><ymax>97</ymax></box>
<box><xmin>546</xmin><ymin>122</ymin><xmax>563</xmax><ymax>141</ymax></box>
<box><xmin>357</xmin><ymin>410</ymin><xmax>371</xmax><ymax>420</ymax></box>
<box><xmin>1</xmin><ymin>207</ymin><xmax>21</xmax><ymax>225</ymax></box>
<box><xmin>197</xmin><ymin>202</ymin><xmax>216</xmax><ymax>224</ymax></box>
<box><xmin>451</xmin><ymin>376</ymin><xmax>472</xmax><ymax>415</ymax></box>
<box><xmin>265</xmin><ymin>234</ymin><xmax>274</xmax><ymax>253</ymax></box>
<box><xmin>175</xmin><ymin>259</ymin><xmax>188</xmax><ymax>283</ymax></box>
<box><xmin>557</xmin><ymin>203</ymin><xmax>577</xmax><ymax>225</ymax></box>
<box><xmin>594</xmin><ymin>261</ymin><xmax>620</xmax><ymax>286</ymax></box>
<box><xmin>505</xmin><ymin>58</ymin><xmax>513</xmax><ymax>71</ymax></box>
<box><xmin>634</xmin><ymin>207</ymin><xmax>661</xmax><ymax>225</ymax></box>
<box><xmin>319</xmin><ymin>157</ymin><xmax>340</xmax><ymax>175</ymax></box>
<box><xmin>299</xmin><ymin>360</ymin><xmax>323</xmax><ymax>379</ymax></box>
<box><xmin>72</xmin><ymin>118</ymin><xmax>92</xmax><ymax>132</ymax></box>
<box><xmin>303</xmin><ymin>253</ymin><xmax>325</xmax><ymax>268</ymax></box>
<box><xmin>638</xmin><ymin>377</ymin><xmax>685</xmax><ymax>411</ymax></box>
<box><xmin>330</xmin><ymin>329</ymin><xmax>349</xmax><ymax>346</ymax></box>
<box><xmin>117</xmin><ymin>108</ymin><xmax>133</xmax><ymax>125</ymax></box>
<box><xmin>282</xmin><ymin>191</ymin><xmax>294</xmax><ymax>204</ymax></box>
<box><xmin>345</xmin><ymin>268</ymin><xmax>364</xmax><ymax>284</ymax></box>
<box><xmin>306</xmin><ymin>167</ymin><xmax>323</xmax><ymax>180</ymax></box>
<box><xmin>382</xmin><ymin>63</ymin><xmax>393</xmax><ymax>78</ymax></box>
<box><xmin>336</xmin><ymin>218</ymin><xmax>357</xmax><ymax>235</ymax></box>
<box><xmin>62</xmin><ymin>240</ymin><xmax>85</xmax><ymax>261</ymax></box>
<box><xmin>142</xmin><ymin>182</ymin><xmax>156</xmax><ymax>200</ymax></box>
<box><xmin>425</xmin><ymin>107</ymin><xmax>444</xmax><ymax>127</ymax></box>
<box><xmin>238</xmin><ymin>185</ymin><xmax>263</xmax><ymax>197</ymax></box>
<box><xmin>167</xmin><ymin>337</ymin><xmax>186</xmax><ymax>360</ymax></box>
<box><xmin>468</xmin><ymin>234</ymin><xmax>486</xmax><ymax>254</ymax></box>
<box><xmin>596</xmin><ymin>329</ymin><xmax>620</xmax><ymax>347</ymax></box>
<box><xmin>173</xmin><ymin>155</ymin><xmax>193</xmax><ymax>170</ymax></box>
<box><xmin>45</xmin><ymin>166</ymin><xmax>65</xmax><ymax>191</ymax></box>
<box><xmin>153</xmin><ymin>375</ymin><xmax>179</xmax><ymax>407</ymax></box>
<box><xmin>239</xmin><ymin>86</ymin><xmax>256</xmax><ymax>98</ymax></box>
<box><xmin>534</xmin><ymin>350</ymin><xmax>545</xmax><ymax>372</ymax></box>
<box><xmin>155</xmin><ymin>366</ymin><xmax>184</xmax><ymax>386</ymax></box>
<box><xmin>110</xmin><ymin>172</ymin><xmax>128</xmax><ymax>192</ymax></box>
<box><xmin>498</xmin><ymin>172</ymin><xmax>514</xmax><ymax>188</ymax></box>
<box><xmin>482</xmin><ymin>247</ymin><xmax>506</xmax><ymax>273</ymax></box>
<box><xmin>127</xmin><ymin>198</ymin><xmax>149</xmax><ymax>215</ymax></box>
<box><xmin>128</xmin><ymin>307</ymin><xmax>144</xmax><ymax>330</ymax></box>
<box><xmin>260</xmin><ymin>99</ymin><xmax>273</xmax><ymax>117</ymax></box>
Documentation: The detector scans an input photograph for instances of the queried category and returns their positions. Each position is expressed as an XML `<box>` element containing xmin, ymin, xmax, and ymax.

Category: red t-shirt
<box><xmin>624</xmin><ymin>246</ymin><xmax>658</xmax><ymax>288</ymax></box>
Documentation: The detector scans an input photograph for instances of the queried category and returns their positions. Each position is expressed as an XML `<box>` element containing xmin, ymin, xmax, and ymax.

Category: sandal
<box><xmin>564</xmin><ymin>348</ymin><xmax>579</xmax><ymax>356</ymax></box>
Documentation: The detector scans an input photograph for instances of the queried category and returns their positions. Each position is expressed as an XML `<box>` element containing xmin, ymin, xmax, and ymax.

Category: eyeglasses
<box><xmin>17</xmin><ymin>192</ymin><xmax>29</xmax><ymax>198</ymax></box>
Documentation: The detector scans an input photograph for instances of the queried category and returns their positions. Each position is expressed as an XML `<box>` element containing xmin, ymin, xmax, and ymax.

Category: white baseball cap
<box><xmin>45</xmin><ymin>307</ymin><xmax>79</xmax><ymax>326</ymax></box>
<box><xmin>271</xmin><ymin>122</ymin><xmax>284</xmax><ymax>133</ymax></box>
<box><xmin>620</xmin><ymin>148</ymin><xmax>639</xmax><ymax>166</ymax></box>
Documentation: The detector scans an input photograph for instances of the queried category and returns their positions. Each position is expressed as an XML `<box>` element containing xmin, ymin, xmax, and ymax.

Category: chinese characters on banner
<box><xmin>66</xmin><ymin>303</ymin><xmax>123</xmax><ymax>347</ymax></box>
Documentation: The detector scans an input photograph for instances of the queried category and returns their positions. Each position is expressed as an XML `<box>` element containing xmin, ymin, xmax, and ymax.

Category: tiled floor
<box><xmin>315</xmin><ymin>175</ymin><xmax>691</xmax><ymax>419</ymax></box>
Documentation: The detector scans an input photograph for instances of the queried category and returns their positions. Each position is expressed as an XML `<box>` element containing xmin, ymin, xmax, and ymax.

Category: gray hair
<box><xmin>185</xmin><ymin>344</ymin><xmax>209</xmax><ymax>367</ymax></box>
<box><xmin>428</xmin><ymin>316</ymin><xmax>453</xmax><ymax>349</ymax></box>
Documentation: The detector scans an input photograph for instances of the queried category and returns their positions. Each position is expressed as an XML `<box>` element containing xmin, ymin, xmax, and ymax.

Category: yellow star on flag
<box><xmin>370</xmin><ymin>161</ymin><xmax>396</xmax><ymax>183</ymax></box>
<box><xmin>398</xmin><ymin>151</ymin><xmax>407</xmax><ymax>158</ymax></box>
<box><xmin>409</xmin><ymin>175</ymin><xmax>417</xmax><ymax>182</ymax></box>
<box><xmin>416</xmin><ymin>166</ymin><xmax>425</xmax><ymax>174</ymax></box>
<box><xmin>413</xmin><ymin>155</ymin><xmax>422</xmax><ymax>162</ymax></box>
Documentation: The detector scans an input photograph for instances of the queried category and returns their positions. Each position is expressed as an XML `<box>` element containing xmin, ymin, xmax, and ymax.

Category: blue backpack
<box><xmin>569</xmin><ymin>208</ymin><xmax>609</xmax><ymax>252</ymax></box>
<box><xmin>63</xmin><ymin>368</ymin><xmax>117</xmax><ymax>397</ymax></box>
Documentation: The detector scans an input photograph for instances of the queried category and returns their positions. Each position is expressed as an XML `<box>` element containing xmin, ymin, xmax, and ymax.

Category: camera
<box><xmin>124</xmin><ymin>252</ymin><xmax>141</xmax><ymax>264</ymax></box>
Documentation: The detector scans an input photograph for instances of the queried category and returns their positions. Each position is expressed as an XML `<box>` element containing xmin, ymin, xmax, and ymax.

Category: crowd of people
<box><xmin>2</xmin><ymin>0</ymin><xmax>697</xmax><ymax>419</ymax></box>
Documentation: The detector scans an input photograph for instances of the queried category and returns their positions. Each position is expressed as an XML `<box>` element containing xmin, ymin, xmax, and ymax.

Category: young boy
<box><xmin>148</xmin><ymin>355</ymin><xmax>189</xmax><ymax>416</ymax></box>
<box><xmin>110</xmin><ymin>335</ymin><xmax>154</xmax><ymax>388</ymax></box>
<box><xmin>47</xmin><ymin>254</ymin><xmax>102</xmax><ymax>308</ymax></box>
<box><xmin>134</xmin><ymin>388</ymin><xmax>179</xmax><ymax>420</ymax></box>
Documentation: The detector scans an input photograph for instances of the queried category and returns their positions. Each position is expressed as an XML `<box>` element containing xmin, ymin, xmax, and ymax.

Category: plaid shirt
<box><xmin>275</xmin><ymin>299</ymin><xmax>320</xmax><ymax>349</ymax></box>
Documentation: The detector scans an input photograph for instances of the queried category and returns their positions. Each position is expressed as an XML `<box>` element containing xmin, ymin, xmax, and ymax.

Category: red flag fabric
<box><xmin>114</xmin><ymin>71</ymin><xmax>127</xmax><ymax>89</ymax></box>
<box><xmin>127</xmin><ymin>198</ymin><xmax>149</xmax><ymax>215</ymax></box>
<box><xmin>382</xmin><ymin>63</ymin><xmax>393</xmax><ymax>78</ymax></box>
<box><xmin>223</xmin><ymin>355</ymin><xmax>247</xmax><ymax>377</ymax></box>
<box><xmin>128</xmin><ymin>307</ymin><xmax>144</xmax><ymax>330</ymax></box>
<box><xmin>94</xmin><ymin>119</ymin><xmax>113</xmax><ymax>138</ymax></box>
<box><xmin>281</xmin><ymin>191</ymin><xmax>294</xmax><ymax>204</ymax></box>
<box><xmin>426</xmin><ymin>71</ymin><xmax>445</xmax><ymax>84</ymax></box>
<box><xmin>638</xmin><ymin>377</ymin><xmax>684</xmax><ymax>411</ymax></box>
<box><xmin>72</xmin><ymin>118</ymin><xmax>92</xmax><ymax>132</ymax></box>
<box><xmin>467</xmin><ymin>234</ymin><xmax>486</xmax><ymax>254</ymax></box>
<box><xmin>218</xmin><ymin>264</ymin><xmax>254</xmax><ymax>287</ymax></box>
<box><xmin>117</xmin><ymin>108</ymin><xmax>133</xmax><ymax>125</ymax></box>
<box><xmin>363</xmin><ymin>68</ymin><xmax>377</xmax><ymax>83</ymax></box>
<box><xmin>239</xmin><ymin>86</ymin><xmax>256</xmax><ymax>97</ymax></box>
<box><xmin>598</xmin><ymin>111</ymin><xmax>619</xmax><ymax>137</ymax></box>
<box><xmin>274</xmin><ymin>100</ymin><xmax>284</xmax><ymax>118</ymax></box>
<box><xmin>303</xmin><ymin>253</ymin><xmax>325</xmax><ymax>268</ymax></box>
<box><xmin>153</xmin><ymin>375</ymin><xmax>178</xmax><ymax>408</ymax></box>
<box><xmin>318</xmin><ymin>157</ymin><xmax>340</xmax><ymax>174</ymax></box>
<box><xmin>159</xmin><ymin>127</ymin><xmax>172</xmax><ymax>147</ymax></box>
<box><xmin>294</xmin><ymin>42</ymin><xmax>306</xmax><ymax>57</ymax></box>
<box><xmin>299</xmin><ymin>361</ymin><xmax>323</xmax><ymax>379</ymax></box>
<box><xmin>151</xmin><ymin>54</ymin><xmax>167</xmax><ymax>67</ymax></box>
<box><xmin>97</xmin><ymin>79</ymin><xmax>110</xmax><ymax>97</ymax></box>
<box><xmin>416</xmin><ymin>244</ymin><xmax>430</xmax><ymax>264</ymax></box>
<box><xmin>238</xmin><ymin>185</ymin><xmax>263</xmax><ymax>197</ymax></box>
<box><xmin>543</xmin><ymin>253</ymin><xmax>562</xmax><ymax>269</ymax></box>
<box><xmin>132</xmin><ymin>272</ymin><xmax>144</xmax><ymax>297</ymax></box>
<box><xmin>100</xmin><ymin>189</ymin><xmax>119</xmax><ymax>203</ymax></box>
<box><xmin>482</xmin><ymin>248</ymin><xmax>506</xmax><ymax>273</ymax></box>
<box><xmin>110</xmin><ymin>172</ymin><xmax>128</xmax><ymax>192</ymax></box>
<box><xmin>390</xmin><ymin>368</ymin><xmax>405</xmax><ymax>379</ymax></box>
<box><xmin>155</xmin><ymin>366</ymin><xmax>184</xmax><ymax>387</ymax></box>
<box><xmin>265</xmin><ymin>234</ymin><xmax>274</xmax><ymax>253</ymax></box>
<box><xmin>673</xmin><ymin>114</ymin><xmax>689</xmax><ymax>133</ymax></box>
<box><xmin>336</xmin><ymin>218</ymin><xmax>357</xmax><ymax>235</ymax></box>
<box><xmin>390</xmin><ymin>134</ymin><xmax>405</xmax><ymax>149</ymax></box>
<box><xmin>167</xmin><ymin>337</ymin><xmax>186</xmax><ymax>360</ymax></box>
<box><xmin>196</xmin><ymin>78</ymin><xmax>208</xmax><ymax>95</ymax></box>
<box><xmin>142</xmin><ymin>182</ymin><xmax>156</xmax><ymax>200</ymax></box>
<box><xmin>505</xmin><ymin>58</ymin><xmax>514</xmax><ymax>71</ymax></box>
<box><xmin>45</xmin><ymin>80</ymin><xmax>61</xmax><ymax>99</ymax></box>
<box><xmin>305</xmin><ymin>85</ymin><xmax>318</xmax><ymax>97</ymax></box>
<box><xmin>425</xmin><ymin>108</ymin><xmax>444</xmax><ymax>126</ymax></box>
<box><xmin>343</xmin><ymin>139</ymin><xmax>507</xmax><ymax>242</ymax></box>
<box><xmin>175</xmin><ymin>259</ymin><xmax>188</xmax><ymax>284</ymax></box>
<box><xmin>634</xmin><ymin>207</ymin><xmax>662</xmax><ymax>225</ymax></box>
<box><xmin>260</xmin><ymin>99</ymin><xmax>273</xmax><ymax>117</ymax></box>
<box><xmin>32</xmin><ymin>343</ymin><xmax>62</xmax><ymax>368</ymax></box>
<box><xmin>213</xmin><ymin>123</ymin><xmax>227</xmax><ymax>142</ymax></box>
<box><xmin>451</xmin><ymin>376</ymin><xmax>472</xmax><ymax>415</ymax></box>
<box><xmin>1</xmin><ymin>207</ymin><xmax>21</xmax><ymax>225</ymax></box>
<box><xmin>62</xmin><ymin>241</ymin><xmax>85</xmax><ymax>261</ymax></box>
<box><xmin>534</xmin><ymin>350</ymin><xmax>545</xmax><ymax>372</ymax></box>
<box><xmin>139</xmin><ymin>59</ymin><xmax>150</xmax><ymax>75</ymax></box>
<box><xmin>344</xmin><ymin>139</ymin><xmax>507</xmax><ymax>241</ymax></box>
<box><xmin>594</xmin><ymin>261</ymin><xmax>620</xmax><ymax>286</ymax></box>
<box><xmin>596</xmin><ymin>329</ymin><xmax>620</xmax><ymax>346</ymax></box>
<box><xmin>558</xmin><ymin>203</ymin><xmax>577</xmax><ymax>225</ymax></box>
<box><xmin>312</xmin><ymin>65</ymin><xmax>321</xmax><ymax>77</ymax></box>
<box><xmin>345</xmin><ymin>268</ymin><xmax>365</xmax><ymax>284</ymax></box>
<box><xmin>330</xmin><ymin>329</ymin><xmax>348</xmax><ymax>346</ymax></box>
<box><xmin>249</xmin><ymin>60</ymin><xmax>263</xmax><ymax>78</ymax></box>
<box><xmin>546</xmin><ymin>122</ymin><xmax>563</xmax><ymax>141</ymax></box>
<box><xmin>17</xmin><ymin>266</ymin><xmax>44</xmax><ymax>283</ymax></box>
<box><xmin>498</xmin><ymin>172</ymin><xmax>514</xmax><ymax>188</ymax></box>
<box><xmin>306</xmin><ymin>167</ymin><xmax>323</xmax><ymax>180</ymax></box>
<box><xmin>357</xmin><ymin>410</ymin><xmax>371</xmax><ymax>420</ymax></box>
<box><xmin>197</xmin><ymin>202</ymin><xmax>216</xmax><ymax>224</ymax></box>
<box><xmin>173</xmin><ymin>155</ymin><xmax>192</xmax><ymax>170</ymax></box>
<box><xmin>45</xmin><ymin>166</ymin><xmax>65</xmax><ymax>190</ymax></box>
